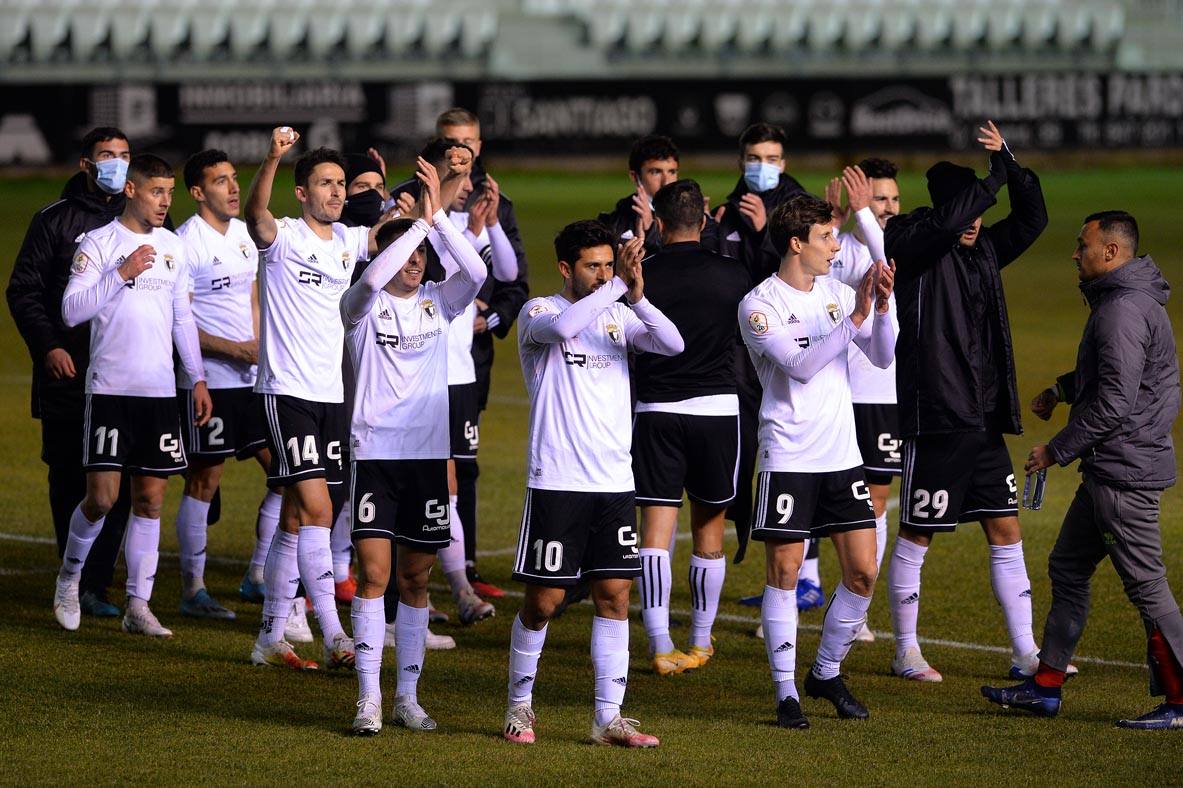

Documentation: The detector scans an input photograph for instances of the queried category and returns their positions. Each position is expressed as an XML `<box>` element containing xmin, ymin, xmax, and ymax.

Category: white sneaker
<box><xmin>53</xmin><ymin>574</ymin><xmax>81</xmax><ymax>631</ymax></box>
<box><xmin>122</xmin><ymin>603</ymin><xmax>173</xmax><ymax>638</ymax></box>
<box><xmin>457</xmin><ymin>591</ymin><xmax>494</xmax><ymax>625</ymax></box>
<box><xmin>384</xmin><ymin>621</ymin><xmax>457</xmax><ymax>650</ymax></box>
<box><xmin>891</xmin><ymin>647</ymin><xmax>942</xmax><ymax>682</ymax></box>
<box><xmin>352</xmin><ymin>697</ymin><xmax>383</xmax><ymax>736</ymax></box>
<box><xmin>324</xmin><ymin>632</ymin><xmax>356</xmax><ymax>670</ymax></box>
<box><xmin>1010</xmin><ymin>650</ymin><xmax>1079</xmax><ymax>680</ymax></box>
<box><xmin>854</xmin><ymin>621</ymin><xmax>876</xmax><ymax>643</ymax></box>
<box><xmin>392</xmin><ymin>695</ymin><xmax>437</xmax><ymax>731</ymax></box>
<box><xmin>285</xmin><ymin>597</ymin><xmax>313</xmax><ymax>643</ymax></box>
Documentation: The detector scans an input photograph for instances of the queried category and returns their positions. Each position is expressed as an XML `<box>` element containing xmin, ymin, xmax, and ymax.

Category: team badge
<box><xmin>606</xmin><ymin>323</ymin><xmax>621</xmax><ymax>343</ymax></box>
<box><xmin>71</xmin><ymin>252</ymin><xmax>89</xmax><ymax>274</ymax></box>
<box><xmin>239</xmin><ymin>242</ymin><xmax>250</xmax><ymax>258</ymax></box>
<box><xmin>748</xmin><ymin>311</ymin><xmax>769</xmax><ymax>335</ymax></box>
<box><xmin>341</xmin><ymin>251</ymin><xmax>351</xmax><ymax>269</ymax></box>
<box><xmin>826</xmin><ymin>302</ymin><xmax>841</xmax><ymax>324</ymax></box>
<box><xmin>422</xmin><ymin>299</ymin><xmax>437</xmax><ymax>319</ymax></box>
<box><xmin>163</xmin><ymin>254</ymin><xmax>175</xmax><ymax>271</ymax></box>
<box><xmin>527</xmin><ymin>304</ymin><xmax>548</xmax><ymax>317</ymax></box>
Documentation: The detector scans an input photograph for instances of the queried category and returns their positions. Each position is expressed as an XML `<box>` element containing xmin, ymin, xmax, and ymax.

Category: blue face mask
<box><xmin>92</xmin><ymin>158</ymin><xmax>129</xmax><ymax>195</ymax></box>
<box><xmin>743</xmin><ymin>161</ymin><xmax>781</xmax><ymax>193</ymax></box>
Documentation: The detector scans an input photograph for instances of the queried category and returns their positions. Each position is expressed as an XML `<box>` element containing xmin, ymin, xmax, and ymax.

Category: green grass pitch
<box><xmin>0</xmin><ymin>164</ymin><xmax>1179</xmax><ymax>784</ymax></box>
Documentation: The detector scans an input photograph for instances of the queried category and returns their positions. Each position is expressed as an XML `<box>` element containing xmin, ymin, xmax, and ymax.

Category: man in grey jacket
<box><xmin>982</xmin><ymin>211</ymin><xmax>1183</xmax><ymax>729</ymax></box>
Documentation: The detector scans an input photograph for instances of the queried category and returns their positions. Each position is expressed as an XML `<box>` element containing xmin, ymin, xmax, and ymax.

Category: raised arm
<box><xmin>245</xmin><ymin>127</ymin><xmax>299</xmax><ymax>249</ymax></box>
<box><xmin>340</xmin><ymin>219</ymin><xmax>431</xmax><ymax>325</ymax></box>
<box><xmin>520</xmin><ymin>278</ymin><xmax>627</xmax><ymax>344</ymax></box>
<box><xmin>850</xmin><ymin>261</ymin><xmax>895</xmax><ymax>368</ymax></box>
<box><xmin>434</xmin><ymin>213</ymin><xmax>488</xmax><ymax>316</ymax></box>
<box><xmin>981</xmin><ymin>128</ymin><xmax>1048</xmax><ymax>267</ymax></box>
<box><xmin>62</xmin><ymin>242</ymin><xmax>153</xmax><ymax>326</ymax></box>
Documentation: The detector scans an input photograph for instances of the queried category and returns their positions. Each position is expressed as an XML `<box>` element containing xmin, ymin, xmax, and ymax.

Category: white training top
<box><xmin>176</xmin><ymin>214</ymin><xmax>259</xmax><ymax>390</ymax></box>
<box><xmin>518</xmin><ymin>279</ymin><xmax>684</xmax><ymax>493</ymax></box>
<box><xmin>62</xmin><ymin>218</ymin><xmax>204</xmax><ymax>398</ymax></box>
<box><xmin>342</xmin><ymin>211</ymin><xmax>486</xmax><ymax>461</ymax></box>
<box><xmin>826</xmin><ymin>207</ymin><xmax>898</xmax><ymax>405</ymax></box>
<box><xmin>739</xmin><ymin>273</ymin><xmax>894</xmax><ymax>473</ymax></box>
<box><xmin>255</xmin><ymin>217</ymin><xmax>368</xmax><ymax>403</ymax></box>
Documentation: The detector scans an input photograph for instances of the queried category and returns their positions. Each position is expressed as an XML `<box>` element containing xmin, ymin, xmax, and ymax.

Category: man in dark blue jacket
<box><xmin>983</xmin><ymin>211</ymin><xmax>1183</xmax><ymax>730</ymax></box>
<box><xmin>6</xmin><ymin>127</ymin><xmax>133</xmax><ymax>618</ymax></box>
<box><xmin>883</xmin><ymin>121</ymin><xmax>1048</xmax><ymax>684</ymax></box>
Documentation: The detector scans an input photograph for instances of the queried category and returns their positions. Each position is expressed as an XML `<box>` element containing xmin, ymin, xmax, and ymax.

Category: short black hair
<box><xmin>418</xmin><ymin>138</ymin><xmax>475</xmax><ymax>168</ymax></box>
<box><xmin>375</xmin><ymin>218</ymin><xmax>418</xmax><ymax>253</ymax></box>
<box><xmin>294</xmin><ymin>147</ymin><xmax>346</xmax><ymax>188</ymax></box>
<box><xmin>554</xmin><ymin>220</ymin><xmax>616</xmax><ymax>264</ymax></box>
<box><xmin>183</xmin><ymin>149</ymin><xmax>230</xmax><ymax>190</ymax></box>
<box><xmin>858</xmin><ymin>157</ymin><xmax>899</xmax><ymax>181</ymax></box>
<box><xmin>1084</xmin><ymin>210</ymin><xmax>1139</xmax><ymax>253</ymax></box>
<box><xmin>80</xmin><ymin>127</ymin><xmax>128</xmax><ymax>158</ymax></box>
<box><xmin>653</xmin><ymin>179</ymin><xmax>704</xmax><ymax>233</ymax></box>
<box><xmin>769</xmin><ymin>195</ymin><xmax>833</xmax><ymax>257</ymax></box>
<box><xmin>738</xmin><ymin>123</ymin><xmax>787</xmax><ymax>155</ymax></box>
<box><xmin>127</xmin><ymin>153</ymin><xmax>174</xmax><ymax>184</ymax></box>
<box><xmin>628</xmin><ymin>135</ymin><xmax>679</xmax><ymax>174</ymax></box>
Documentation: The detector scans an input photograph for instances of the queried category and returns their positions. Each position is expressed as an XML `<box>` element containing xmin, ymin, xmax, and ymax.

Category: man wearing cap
<box><xmin>883</xmin><ymin>121</ymin><xmax>1049</xmax><ymax>684</ymax></box>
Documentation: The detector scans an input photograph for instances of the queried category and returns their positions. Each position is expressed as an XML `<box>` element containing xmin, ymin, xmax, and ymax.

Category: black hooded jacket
<box><xmin>597</xmin><ymin>194</ymin><xmax>721</xmax><ymax>256</ymax></box>
<box><xmin>6</xmin><ymin>172</ymin><xmax>126</xmax><ymax>420</ymax></box>
<box><xmin>1049</xmin><ymin>256</ymin><xmax>1179</xmax><ymax>490</ymax></box>
<box><xmin>885</xmin><ymin>154</ymin><xmax>1048</xmax><ymax>438</ymax></box>
<box><xmin>716</xmin><ymin>172</ymin><xmax>806</xmax><ymax>280</ymax></box>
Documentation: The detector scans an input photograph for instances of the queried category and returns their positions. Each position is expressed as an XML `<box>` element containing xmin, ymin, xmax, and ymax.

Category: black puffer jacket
<box><xmin>716</xmin><ymin>172</ymin><xmax>806</xmax><ymax>280</ymax></box>
<box><xmin>6</xmin><ymin>172</ymin><xmax>125</xmax><ymax>420</ymax></box>
<box><xmin>1049</xmin><ymin>256</ymin><xmax>1179</xmax><ymax>490</ymax></box>
<box><xmin>885</xmin><ymin>156</ymin><xmax>1047</xmax><ymax>438</ymax></box>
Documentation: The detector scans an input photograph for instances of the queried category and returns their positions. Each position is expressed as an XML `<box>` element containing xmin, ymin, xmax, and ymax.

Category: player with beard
<box><xmin>54</xmin><ymin>154</ymin><xmax>211</xmax><ymax>638</ymax></box>
<box><xmin>502</xmin><ymin>221</ymin><xmax>682</xmax><ymax>747</ymax></box>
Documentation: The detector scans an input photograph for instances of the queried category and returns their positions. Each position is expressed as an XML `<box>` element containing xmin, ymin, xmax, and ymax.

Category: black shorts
<box><xmin>349</xmin><ymin>459</ymin><xmax>451</xmax><ymax>549</ymax></box>
<box><xmin>853</xmin><ymin>403</ymin><xmax>902</xmax><ymax>483</ymax></box>
<box><xmin>750</xmin><ymin>467</ymin><xmax>876</xmax><ymax>541</ymax></box>
<box><xmin>511</xmin><ymin>489</ymin><xmax>641</xmax><ymax>587</ymax></box>
<box><xmin>448</xmin><ymin>383</ymin><xmax>480</xmax><ymax>461</ymax></box>
<box><xmin>632</xmin><ymin>411</ymin><xmax>740</xmax><ymax>508</ymax></box>
<box><xmin>178</xmin><ymin>387</ymin><xmax>267</xmax><ymax>461</ymax></box>
<box><xmin>259</xmin><ymin>394</ymin><xmax>348</xmax><ymax>487</ymax></box>
<box><xmin>899</xmin><ymin>431</ymin><xmax>1019</xmax><ymax>531</ymax></box>
<box><xmin>82</xmin><ymin>394</ymin><xmax>187</xmax><ymax>477</ymax></box>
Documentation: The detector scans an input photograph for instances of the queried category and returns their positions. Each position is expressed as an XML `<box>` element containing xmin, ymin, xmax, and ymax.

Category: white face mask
<box><xmin>92</xmin><ymin>158</ymin><xmax>129</xmax><ymax>194</ymax></box>
<box><xmin>743</xmin><ymin>161</ymin><xmax>780</xmax><ymax>193</ymax></box>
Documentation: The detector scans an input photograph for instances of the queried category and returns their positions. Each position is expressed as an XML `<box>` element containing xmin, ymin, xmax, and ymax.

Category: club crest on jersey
<box><xmin>238</xmin><ymin>242</ymin><xmax>250</xmax><ymax>258</ymax></box>
<box><xmin>71</xmin><ymin>252</ymin><xmax>89</xmax><ymax>274</ymax></box>
<box><xmin>606</xmin><ymin>323</ymin><xmax>621</xmax><ymax>343</ymax></box>
<box><xmin>340</xmin><ymin>251</ymin><xmax>351</xmax><ymax>269</ymax></box>
<box><xmin>826</xmin><ymin>303</ymin><xmax>841</xmax><ymax>324</ymax></box>
<box><xmin>422</xmin><ymin>299</ymin><xmax>437</xmax><ymax>319</ymax></box>
<box><xmin>163</xmin><ymin>254</ymin><xmax>175</xmax><ymax>271</ymax></box>
<box><xmin>748</xmin><ymin>311</ymin><xmax>769</xmax><ymax>335</ymax></box>
<box><xmin>527</xmin><ymin>304</ymin><xmax>548</xmax><ymax>317</ymax></box>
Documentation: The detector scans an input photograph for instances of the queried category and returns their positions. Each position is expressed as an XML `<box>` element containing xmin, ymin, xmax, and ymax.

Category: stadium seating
<box><xmin>0</xmin><ymin>0</ymin><xmax>1140</xmax><ymax>68</ymax></box>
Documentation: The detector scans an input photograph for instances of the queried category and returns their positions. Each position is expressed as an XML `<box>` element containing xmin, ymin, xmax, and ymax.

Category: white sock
<box><xmin>874</xmin><ymin>512</ymin><xmax>888</xmax><ymax>570</ymax></box>
<box><xmin>990</xmin><ymin>541</ymin><xmax>1037</xmax><ymax>657</ymax></box>
<box><xmin>888</xmin><ymin>537</ymin><xmax>927</xmax><ymax>656</ymax></box>
<box><xmin>592</xmin><ymin>616</ymin><xmax>630</xmax><ymax>727</ymax></box>
<box><xmin>762</xmin><ymin>585</ymin><xmax>799</xmax><ymax>701</ymax></box>
<box><xmin>688</xmin><ymin>554</ymin><xmax>725</xmax><ymax>649</ymax></box>
<box><xmin>508</xmin><ymin>614</ymin><xmax>547</xmax><ymax>706</ymax></box>
<box><xmin>60</xmin><ymin>505</ymin><xmax>104</xmax><ymax>579</ymax></box>
<box><xmin>261</xmin><ymin>530</ymin><xmax>299</xmax><ymax>645</ymax></box>
<box><xmin>250</xmin><ymin>491</ymin><xmax>282</xmax><ymax>584</ymax></box>
<box><xmin>124</xmin><ymin>514</ymin><xmax>160</xmax><ymax>602</ymax></box>
<box><xmin>297</xmin><ymin>525</ymin><xmax>345</xmax><ymax>642</ymax></box>
<box><xmin>440</xmin><ymin>497</ymin><xmax>470</xmax><ymax>599</ymax></box>
<box><xmin>394</xmin><ymin>602</ymin><xmax>428</xmax><ymax>701</ymax></box>
<box><xmin>639</xmin><ymin>547</ymin><xmax>674</xmax><ymax>654</ymax></box>
<box><xmin>176</xmin><ymin>494</ymin><xmax>210</xmax><ymax>598</ymax></box>
<box><xmin>351</xmin><ymin>595</ymin><xmax>385</xmax><ymax>701</ymax></box>
<box><xmin>813</xmin><ymin>583</ymin><xmax>874</xmax><ymax>680</ymax></box>
<box><xmin>799</xmin><ymin>552</ymin><xmax>820</xmax><ymax>585</ymax></box>
<box><xmin>331</xmin><ymin>504</ymin><xmax>352</xmax><ymax>580</ymax></box>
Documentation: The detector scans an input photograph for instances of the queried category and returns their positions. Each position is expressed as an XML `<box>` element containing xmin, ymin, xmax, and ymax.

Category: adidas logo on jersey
<box><xmin>404</xmin><ymin>664</ymin><xmax>421</xmax><ymax>675</ymax></box>
<box><xmin>901</xmin><ymin>592</ymin><xmax>919</xmax><ymax>605</ymax></box>
<box><xmin>774</xmin><ymin>641</ymin><xmax>794</xmax><ymax>653</ymax></box>
<box><xmin>612</xmin><ymin>676</ymin><xmax>627</xmax><ymax>687</ymax></box>
<box><xmin>378</xmin><ymin>308</ymin><xmax>392</xmax><ymax>320</ymax></box>
<box><xmin>786</xmin><ymin>313</ymin><xmax>800</xmax><ymax>324</ymax></box>
<box><xmin>212</xmin><ymin>256</ymin><xmax>223</xmax><ymax>266</ymax></box>
<box><xmin>307</xmin><ymin>254</ymin><xmax>319</xmax><ymax>265</ymax></box>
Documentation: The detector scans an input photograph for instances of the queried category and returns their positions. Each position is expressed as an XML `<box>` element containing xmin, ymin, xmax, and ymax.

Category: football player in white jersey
<box><xmin>244</xmin><ymin>127</ymin><xmax>390</xmax><ymax>672</ymax></box>
<box><xmin>53</xmin><ymin>154</ymin><xmax>211</xmax><ymax>638</ymax></box>
<box><xmin>170</xmin><ymin>149</ymin><xmax>277</xmax><ymax>622</ymax></box>
<box><xmin>346</xmin><ymin>159</ymin><xmax>487</xmax><ymax>735</ymax></box>
<box><xmin>502</xmin><ymin>220</ymin><xmax>683</xmax><ymax>748</ymax></box>
<box><xmin>739</xmin><ymin>195</ymin><xmax>895</xmax><ymax>728</ymax></box>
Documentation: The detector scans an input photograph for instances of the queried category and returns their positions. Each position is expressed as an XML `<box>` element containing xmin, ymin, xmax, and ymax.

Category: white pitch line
<box><xmin>0</xmin><ymin>526</ymin><xmax>1145</xmax><ymax>671</ymax></box>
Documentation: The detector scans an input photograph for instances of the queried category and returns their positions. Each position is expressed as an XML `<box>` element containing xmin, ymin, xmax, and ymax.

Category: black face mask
<box><xmin>342</xmin><ymin>189</ymin><xmax>384</xmax><ymax>227</ymax></box>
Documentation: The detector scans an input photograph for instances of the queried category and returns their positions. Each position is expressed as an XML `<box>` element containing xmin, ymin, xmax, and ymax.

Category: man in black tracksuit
<box><xmin>883</xmin><ymin>122</ymin><xmax>1049</xmax><ymax>683</ymax></box>
<box><xmin>6</xmin><ymin>127</ymin><xmax>134</xmax><ymax>617</ymax></box>
<box><xmin>982</xmin><ymin>211</ymin><xmax>1183</xmax><ymax>729</ymax></box>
